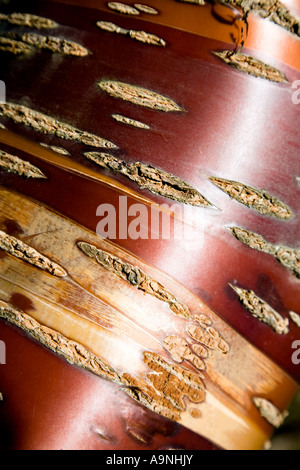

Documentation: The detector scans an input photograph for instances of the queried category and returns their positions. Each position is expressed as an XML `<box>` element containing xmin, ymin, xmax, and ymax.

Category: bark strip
<box><xmin>96</xmin><ymin>21</ymin><xmax>166</xmax><ymax>46</ymax></box>
<box><xmin>289</xmin><ymin>311</ymin><xmax>300</xmax><ymax>327</ymax></box>
<box><xmin>134</xmin><ymin>4</ymin><xmax>159</xmax><ymax>14</ymax></box>
<box><xmin>84</xmin><ymin>152</ymin><xmax>212</xmax><ymax>207</ymax></box>
<box><xmin>0</xmin><ymin>230</ymin><xmax>67</xmax><ymax>277</ymax></box>
<box><xmin>112</xmin><ymin>114</ymin><xmax>150</xmax><ymax>129</ymax></box>
<box><xmin>209</xmin><ymin>176</ymin><xmax>293</xmax><ymax>219</ymax></box>
<box><xmin>19</xmin><ymin>32</ymin><xmax>89</xmax><ymax>56</ymax></box>
<box><xmin>0</xmin><ymin>102</ymin><xmax>117</xmax><ymax>149</ymax></box>
<box><xmin>213</xmin><ymin>51</ymin><xmax>288</xmax><ymax>83</ymax></box>
<box><xmin>98</xmin><ymin>80</ymin><xmax>184</xmax><ymax>112</ymax></box>
<box><xmin>253</xmin><ymin>397</ymin><xmax>288</xmax><ymax>427</ymax></box>
<box><xmin>77</xmin><ymin>241</ymin><xmax>191</xmax><ymax>319</ymax></box>
<box><xmin>230</xmin><ymin>227</ymin><xmax>300</xmax><ymax>278</ymax></box>
<box><xmin>0</xmin><ymin>36</ymin><xmax>33</xmax><ymax>55</ymax></box>
<box><xmin>0</xmin><ymin>300</ymin><xmax>120</xmax><ymax>383</ymax></box>
<box><xmin>107</xmin><ymin>2</ymin><xmax>141</xmax><ymax>15</ymax></box>
<box><xmin>0</xmin><ymin>149</ymin><xmax>46</xmax><ymax>178</ymax></box>
<box><xmin>230</xmin><ymin>284</ymin><xmax>289</xmax><ymax>334</ymax></box>
<box><xmin>0</xmin><ymin>12</ymin><xmax>58</xmax><ymax>29</ymax></box>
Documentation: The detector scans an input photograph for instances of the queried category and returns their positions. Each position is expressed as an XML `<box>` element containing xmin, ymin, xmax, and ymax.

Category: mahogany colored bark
<box><xmin>0</xmin><ymin>0</ymin><xmax>299</xmax><ymax>450</ymax></box>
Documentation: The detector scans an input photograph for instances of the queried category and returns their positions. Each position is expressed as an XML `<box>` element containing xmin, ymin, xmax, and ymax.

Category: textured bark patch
<box><xmin>213</xmin><ymin>51</ymin><xmax>288</xmax><ymax>83</ymax></box>
<box><xmin>77</xmin><ymin>241</ymin><xmax>191</xmax><ymax>319</ymax></box>
<box><xmin>98</xmin><ymin>80</ymin><xmax>184</xmax><ymax>112</ymax></box>
<box><xmin>163</xmin><ymin>335</ymin><xmax>206</xmax><ymax>371</ymax></box>
<box><xmin>253</xmin><ymin>397</ymin><xmax>288</xmax><ymax>428</ymax></box>
<box><xmin>112</xmin><ymin>114</ymin><xmax>150</xmax><ymax>129</ymax></box>
<box><xmin>107</xmin><ymin>2</ymin><xmax>140</xmax><ymax>15</ymax></box>
<box><xmin>229</xmin><ymin>284</ymin><xmax>289</xmax><ymax>334</ymax></box>
<box><xmin>84</xmin><ymin>152</ymin><xmax>212</xmax><ymax>207</ymax></box>
<box><xmin>0</xmin><ymin>102</ymin><xmax>117</xmax><ymax>149</ymax></box>
<box><xmin>96</xmin><ymin>21</ymin><xmax>166</xmax><ymax>46</ymax></box>
<box><xmin>0</xmin><ymin>300</ymin><xmax>120</xmax><ymax>383</ymax></box>
<box><xmin>0</xmin><ymin>149</ymin><xmax>46</xmax><ymax>179</ymax></box>
<box><xmin>19</xmin><ymin>32</ymin><xmax>89</xmax><ymax>56</ymax></box>
<box><xmin>289</xmin><ymin>311</ymin><xmax>300</xmax><ymax>327</ymax></box>
<box><xmin>209</xmin><ymin>176</ymin><xmax>293</xmax><ymax>219</ymax></box>
<box><xmin>176</xmin><ymin>0</ymin><xmax>205</xmax><ymax>4</ymax></box>
<box><xmin>230</xmin><ymin>227</ymin><xmax>300</xmax><ymax>279</ymax></box>
<box><xmin>40</xmin><ymin>143</ymin><xmax>70</xmax><ymax>156</ymax></box>
<box><xmin>0</xmin><ymin>12</ymin><xmax>58</xmax><ymax>29</ymax></box>
<box><xmin>0</xmin><ymin>36</ymin><xmax>33</xmax><ymax>55</ymax></box>
<box><xmin>0</xmin><ymin>230</ymin><xmax>67</xmax><ymax>277</ymax></box>
<box><xmin>186</xmin><ymin>314</ymin><xmax>230</xmax><ymax>353</ymax></box>
<box><xmin>225</xmin><ymin>0</ymin><xmax>300</xmax><ymax>37</ymax></box>
<box><xmin>134</xmin><ymin>4</ymin><xmax>159</xmax><ymax>14</ymax></box>
<box><xmin>122</xmin><ymin>351</ymin><xmax>205</xmax><ymax>421</ymax></box>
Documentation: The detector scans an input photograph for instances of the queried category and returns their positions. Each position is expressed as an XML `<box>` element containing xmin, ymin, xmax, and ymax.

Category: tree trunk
<box><xmin>0</xmin><ymin>0</ymin><xmax>299</xmax><ymax>451</ymax></box>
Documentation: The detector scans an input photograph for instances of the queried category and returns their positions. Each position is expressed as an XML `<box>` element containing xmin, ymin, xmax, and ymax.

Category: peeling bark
<box><xmin>209</xmin><ymin>176</ymin><xmax>292</xmax><ymax>219</ymax></box>
<box><xmin>230</xmin><ymin>227</ymin><xmax>300</xmax><ymax>279</ymax></box>
<box><xmin>213</xmin><ymin>51</ymin><xmax>288</xmax><ymax>83</ymax></box>
<box><xmin>107</xmin><ymin>2</ymin><xmax>140</xmax><ymax>15</ymax></box>
<box><xmin>84</xmin><ymin>152</ymin><xmax>212</xmax><ymax>207</ymax></box>
<box><xmin>230</xmin><ymin>284</ymin><xmax>289</xmax><ymax>334</ymax></box>
<box><xmin>96</xmin><ymin>21</ymin><xmax>166</xmax><ymax>46</ymax></box>
<box><xmin>98</xmin><ymin>80</ymin><xmax>184</xmax><ymax>112</ymax></box>
<box><xmin>0</xmin><ymin>102</ymin><xmax>117</xmax><ymax>149</ymax></box>
<box><xmin>0</xmin><ymin>149</ymin><xmax>46</xmax><ymax>179</ymax></box>
<box><xmin>253</xmin><ymin>397</ymin><xmax>288</xmax><ymax>427</ymax></box>
<box><xmin>0</xmin><ymin>300</ymin><xmax>120</xmax><ymax>383</ymax></box>
<box><xmin>77</xmin><ymin>241</ymin><xmax>191</xmax><ymax>319</ymax></box>
<box><xmin>0</xmin><ymin>230</ymin><xmax>67</xmax><ymax>277</ymax></box>
<box><xmin>0</xmin><ymin>12</ymin><xmax>58</xmax><ymax>29</ymax></box>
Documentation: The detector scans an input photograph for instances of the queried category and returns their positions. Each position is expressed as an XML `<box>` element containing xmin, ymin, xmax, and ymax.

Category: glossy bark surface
<box><xmin>0</xmin><ymin>0</ymin><xmax>299</xmax><ymax>450</ymax></box>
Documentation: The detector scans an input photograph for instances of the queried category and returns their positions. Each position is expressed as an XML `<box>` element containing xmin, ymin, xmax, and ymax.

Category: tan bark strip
<box><xmin>84</xmin><ymin>152</ymin><xmax>212</xmax><ymax>207</ymax></box>
<box><xmin>229</xmin><ymin>284</ymin><xmax>289</xmax><ymax>334</ymax></box>
<box><xmin>0</xmin><ymin>230</ymin><xmax>67</xmax><ymax>278</ymax></box>
<box><xmin>225</xmin><ymin>0</ymin><xmax>300</xmax><ymax>38</ymax></box>
<box><xmin>18</xmin><ymin>32</ymin><xmax>89</xmax><ymax>56</ymax></box>
<box><xmin>209</xmin><ymin>176</ymin><xmax>292</xmax><ymax>219</ymax></box>
<box><xmin>229</xmin><ymin>227</ymin><xmax>300</xmax><ymax>279</ymax></box>
<box><xmin>176</xmin><ymin>0</ymin><xmax>205</xmax><ymax>4</ymax></box>
<box><xmin>40</xmin><ymin>143</ymin><xmax>70</xmax><ymax>156</ymax></box>
<box><xmin>289</xmin><ymin>311</ymin><xmax>300</xmax><ymax>327</ymax></box>
<box><xmin>0</xmin><ymin>149</ymin><xmax>46</xmax><ymax>179</ymax></box>
<box><xmin>0</xmin><ymin>300</ymin><xmax>120</xmax><ymax>383</ymax></box>
<box><xmin>98</xmin><ymin>80</ymin><xmax>184</xmax><ymax>112</ymax></box>
<box><xmin>253</xmin><ymin>397</ymin><xmax>288</xmax><ymax>428</ymax></box>
<box><xmin>213</xmin><ymin>51</ymin><xmax>288</xmax><ymax>83</ymax></box>
<box><xmin>0</xmin><ymin>36</ymin><xmax>33</xmax><ymax>55</ymax></box>
<box><xmin>96</xmin><ymin>21</ymin><xmax>166</xmax><ymax>46</ymax></box>
<box><xmin>122</xmin><ymin>351</ymin><xmax>205</xmax><ymax>420</ymax></box>
<box><xmin>186</xmin><ymin>316</ymin><xmax>230</xmax><ymax>353</ymax></box>
<box><xmin>134</xmin><ymin>4</ymin><xmax>159</xmax><ymax>14</ymax></box>
<box><xmin>0</xmin><ymin>12</ymin><xmax>58</xmax><ymax>29</ymax></box>
<box><xmin>112</xmin><ymin>114</ymin><xmax>150</xmax><ymax>129</ymax></box>
<box><xmin>0</xmin><ymin>102</ymin><xmax>117</xmax><ymax>149</ymax></box>
<box><xmin>107</xmin><ymin>2</ymin><xmax>140</xmax><ymax>15</ymax></box>
<box><xmin>77</xmin><ymin>241</ymin><xmax>191</xmax><ymax>319</ymax></box>
<box><xmin>163</xmin><ymin>335</ymin><xmax>206</xmax><ymax>370</ymax></box>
